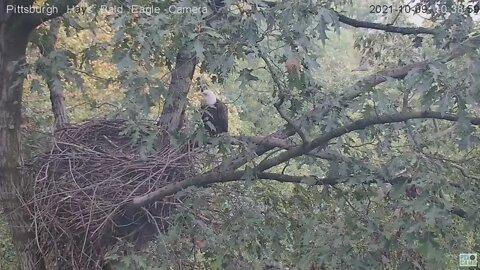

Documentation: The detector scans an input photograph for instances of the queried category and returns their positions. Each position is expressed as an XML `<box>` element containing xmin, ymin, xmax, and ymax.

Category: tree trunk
<box><xmin>0</xmin><ymin>9</ymin><xmax>46</xmax><ymax>270</ymax></box>
<box><xmin>156</xmin><ymin>47</ymin><xmax>196</xmax><ymax>133</ymax></box>
<box><xmin>37</xmin><ymin>18</ymin><xmax>69</xmax><ymax>129</ymax></box>
<box><xmin>156</xmin><ymin>1</ymin><xmax>228</xmax><ymax>139</ymax></box>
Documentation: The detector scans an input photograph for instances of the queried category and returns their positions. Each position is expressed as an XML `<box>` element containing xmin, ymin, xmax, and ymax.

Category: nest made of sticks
<box><xmin>26</xmin><ymin>119</ymin><xmax>198</xmax><ymax>269</ymax></box>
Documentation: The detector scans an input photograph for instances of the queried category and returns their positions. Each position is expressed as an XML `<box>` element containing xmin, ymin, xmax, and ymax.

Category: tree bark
<box><xmin>156</xmin><ymin>47</ymin><xmax>196</xmax><ymax>133</ymax></box>
<box><xmin>156</xmin><ymin>1</ymin><xmax>227</xmax><ymax>139</ymax></box>
<box><xmin>0</xmin><ymin>5</ymin><xmax>46</xmax><ymax>270</ymax></box>
<box><xmin>36</xmin><ymin>18</ymin><xmax>69</xmax><ymax>129</ymax></box>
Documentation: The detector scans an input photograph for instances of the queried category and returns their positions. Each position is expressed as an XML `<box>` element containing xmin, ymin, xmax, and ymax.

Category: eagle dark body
<box><xmin>202</xmin><ymin>100</ymin><xmax>228</xmax><ymax>135</ymax></box>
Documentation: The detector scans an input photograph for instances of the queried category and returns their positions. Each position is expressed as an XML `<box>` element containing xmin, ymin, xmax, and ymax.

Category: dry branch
<box><xmin>336</xmin><ymin>13</ymin><xmax>436</xmax><ymax>35</ymax></box>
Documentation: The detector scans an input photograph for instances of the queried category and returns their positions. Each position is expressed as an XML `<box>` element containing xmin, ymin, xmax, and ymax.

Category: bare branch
<box><xmin>450</xmin><ymin>207</ymin><xmax>468</xmax><ymax>218</ymax></box>
<box><xmin>274</xmin><ymin>98</ymin><xmax>309</xmax><ymax>144</ymax></box>
<box><xmin>424</xmin><ymin>153</ymin><xmax>480</xmax><ymax>181</ymax></box>
<box><xmin>259</xmin><ymin>52</ymin><xmax>308</xmax><ymax>144</ymax></box>
<box><xmin>130</xmin><ymin>169</ymin><xmax>340</xmax><ymax>206</ymax></box>
<box><xmin>215</xmin><ymin>34</ymin><xmax>480</xmax><ymax>174</ymax></box>
<box><xmin>231</xmin><ymin>135</ymin><xmax>293</xmax><ymax>149</ymax></box>
<box><xmin>131</xmin><ymin>110</ymin><xmax>480</xmax><ymax>206</ymax></box>
<box><xmin>337</xmin><ymin>40</ymin><xmax>473</xmax><ymax>104</ymax></box>
<box><xmin>258</xmin><ymin>172</ymin><xmax>339</xmax><ymax>185</ymax></box>
<box><xmin>257</xmin><ymin>3</ymin><xmax>436</xmax><ymax>35</ymax></box>
<box><xmin>336</xmin><ymin>13</ymin><xmax>436</xmax><ymax>35</ymax></box>
<box><xmin>255</xmin><ymin>111</ymin><xmax>480</xmax><ymax>172</ymax></box>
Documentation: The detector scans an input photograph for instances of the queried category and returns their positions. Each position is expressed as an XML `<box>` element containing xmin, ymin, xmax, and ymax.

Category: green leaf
<box><xmin>236</xmin><ymin>68</ymin><xmax>259</xmax><ymax>89</ymax></box>
<box><xmin>194</xmin><ymin>39</ymin><xmax>205</xmax><ymax>61</ymax></box>
<box><xmin>29</xmin><ymin>79</ymin><xmax>43</xmax><ymax>94</ymax></box>
<box><xmin>303</xmin><ymin>176</ymin><xmax>317</xmax><ymax>186</ymax></box>
<box><xmin>389</xmin><ymin>179</ymin><xmax>408</xmax><ymax>199</ymax></box>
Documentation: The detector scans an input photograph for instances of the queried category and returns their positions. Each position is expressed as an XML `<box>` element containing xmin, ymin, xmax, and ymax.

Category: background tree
<box><xmin>1</xmin><ymin>0</ymin><xmax>480</xmax><ymax>269</ymax></box>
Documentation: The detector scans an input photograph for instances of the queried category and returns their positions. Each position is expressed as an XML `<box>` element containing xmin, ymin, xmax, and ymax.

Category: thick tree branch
<box><xmin>231</xmin><ymin>135</ymin><xmax>293</xmax><ymax>149</ymax></box>
<box><xmin>0</xmin><ymin>6</ymin><xmax>47</xmax><ymax>267</ymax></box>
<box><xmin>334</xmin><ymin>35</ymin><xmax>480</xmax><ymax>105</ymax></box>
<box><xmin>132</xmin><ymin>110</ymin><xmax>480</xmax><ymax>206</ymax></box>
<box><xmin>258</xmin><ymin>2</ymin><xmax>436</xmax><ymax>35</ymax></box>
<box><xmin>157</xmin><ymin>1</ymin><xmax>227</xmax><ymax>136</ymax></box>
<box><xmin>336</xmin><ymin>13</ymin><xmax>436</xmax><ymax>35</ymax></box>
<box><xmin>0</xmin><ymin>1</ymin><xmax>13</xmax><ymax>23</ymax></box>
<box><xmin>215</xmin><ymin>34</ymin><xmax>480</xmax><ymax>174</ymax></box>
<box><xmin>259</xmin><ymin>172</ymin><xmax>339</xmax><ymax>185</ymax></box>
<box><xmin>255</xmin><ymin>111</ymin><xmax>480</xmax><ymax>172</ymax></box>
<box><xmin>450</xmin><ymin>207</ymin><xmax>468</xmax><ymax>218</ymax></box>
<box><xmin>131</xmin><ymin>169</ymin><xmax>340</xmax><ymax>206</ymax></box>
<box><xmin>156</xmin><ymin>46</ymin><xmax>196</xmax><ymax>134</ymax></box>
<box><xmin>34</xmin><ymin>18</ymin><xmax>69</xmax><ymax>129</ymax></box>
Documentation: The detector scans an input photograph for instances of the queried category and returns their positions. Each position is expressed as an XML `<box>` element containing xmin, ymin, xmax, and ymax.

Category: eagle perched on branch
<box><xmin>201</xmin><ymin>89</ymin><xmax>228</xmax><ymax>135</ymax></box>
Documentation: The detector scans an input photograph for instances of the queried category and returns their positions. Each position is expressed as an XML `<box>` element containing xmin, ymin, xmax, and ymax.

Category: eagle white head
<box><xmin>201</xmin><ymin>89</ymin><xmax>217</xmax><ymax>106</ymax></box>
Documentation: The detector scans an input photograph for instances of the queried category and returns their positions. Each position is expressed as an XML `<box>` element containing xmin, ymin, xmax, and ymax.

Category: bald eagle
<box><xmin>201</xmin><ymin>89</ymin><xmax>228</xmax><ymax>135</ymax></box>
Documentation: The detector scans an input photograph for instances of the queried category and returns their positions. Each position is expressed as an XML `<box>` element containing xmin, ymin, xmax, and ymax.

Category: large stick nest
<box><xmin>26</xmin><ymin>119</ymin><xmax>198</xmax><ymax>269</ymax></box>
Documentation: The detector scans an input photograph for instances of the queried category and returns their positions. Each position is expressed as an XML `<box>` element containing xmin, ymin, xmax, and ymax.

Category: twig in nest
<box><xmin>26</xmin><ymin>119</ymin><xmax>199</xmax><ymax>269</ymax></box>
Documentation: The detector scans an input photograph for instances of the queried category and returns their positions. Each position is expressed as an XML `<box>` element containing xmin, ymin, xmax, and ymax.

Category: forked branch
<box><xmin>131</xmin><ymin>110</ymin><xmax>480</xmax><ymax>206</ymax></box>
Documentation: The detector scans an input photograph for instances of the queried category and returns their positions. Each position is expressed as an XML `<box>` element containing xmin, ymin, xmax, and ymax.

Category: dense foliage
<box><xmin>1</xmin><ymin>0</ymin><xmax>480</xmax><ymax>269</ymax></box>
